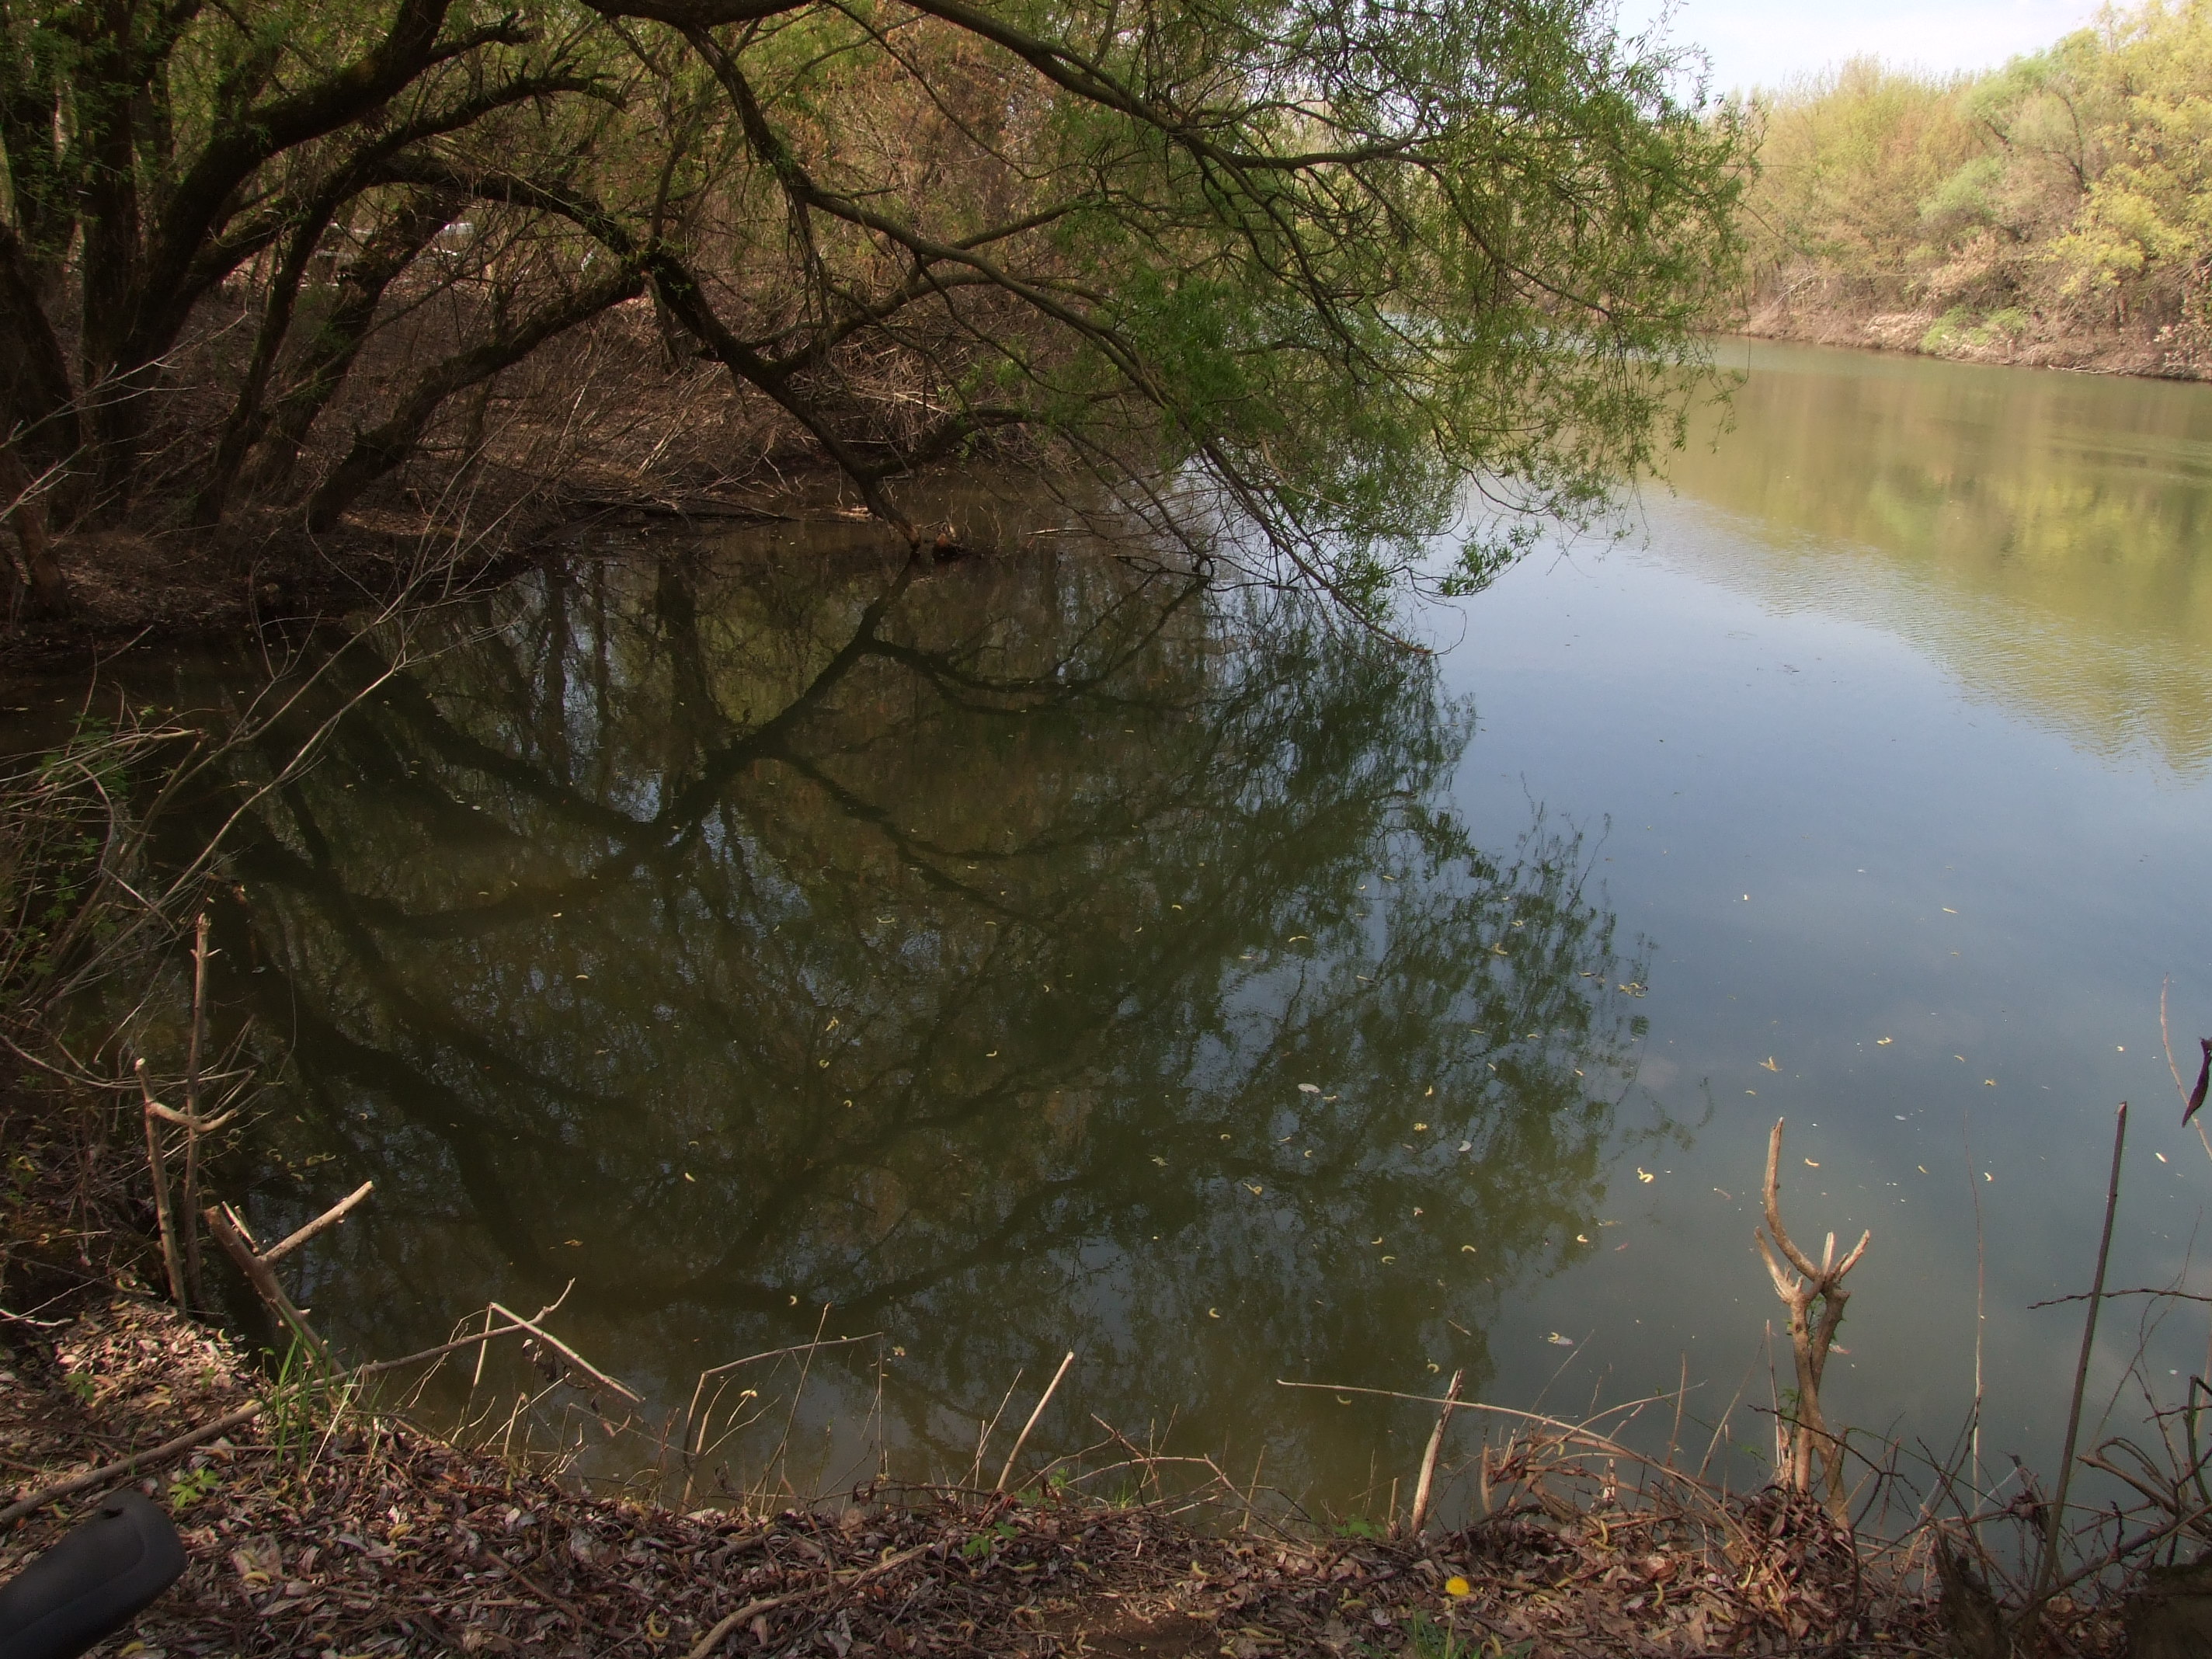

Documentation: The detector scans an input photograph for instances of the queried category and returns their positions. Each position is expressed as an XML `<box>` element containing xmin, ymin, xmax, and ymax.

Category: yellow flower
<box><xmin>1445</xmin><ymin>1575</ymin><xmax>1472</xmax><ymax>1598</ymax></box>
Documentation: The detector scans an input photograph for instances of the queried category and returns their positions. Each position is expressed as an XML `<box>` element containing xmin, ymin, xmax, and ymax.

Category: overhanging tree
<box><xmin>0</xmin><ymin>0</ymin><xmax>1744</xmax><ymax>618</ymax></box>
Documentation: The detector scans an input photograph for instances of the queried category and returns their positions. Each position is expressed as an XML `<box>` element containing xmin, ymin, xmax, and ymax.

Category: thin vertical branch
<box><xmin>1406</xmin><ymin>1368</ymin><xmax>1464</xmax><ymax>1534</ymax></box>
<box><xmin>180</xmin><ymin>910</ymin><xmax>210</xmax><ymax>1306</ymax></box>
<box><xmin>2036</xmin><ymin>1100</ymin><xmax>2127</xmax><ymax>1606</ymax></box>
<box><xmin>134</xmin><ymin>1059</ymin><xmax>185</xmax><ymax>1306</ymax></box>
<box><xmin>996</xmin><ymin>1350</ymin><xmax>1075</xmax><ymax>1492</ymax></box>
<box><xmin>1963</xmin><ymin>1107</ymin><xmax>1984</xmax><ymax>1492</ymax></box>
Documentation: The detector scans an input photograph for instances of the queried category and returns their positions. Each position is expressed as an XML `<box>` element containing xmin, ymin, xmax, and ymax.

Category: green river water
<box><xmin>56</xmin><ymin>339</ymin><xmax>2212</xmax><ymax>1519</ymax></box>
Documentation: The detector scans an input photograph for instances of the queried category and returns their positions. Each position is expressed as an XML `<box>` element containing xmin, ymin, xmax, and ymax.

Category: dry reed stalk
<box><xmin>2033</xmin><ymin>1100</ymin><xmax>2127</xmax><ymax>1612</ymax></box>
<box><xmin>1405</xmin><ymin>1367</ymin><xmax>1463</xmax><ymax>1536</ymax></box>
<box><xmin>1754</xmin><ymin>1117</ymin><xmax>1869</xmax><ymax>1515</ymax></box>
<box><xmin>996</xmin><ymin>1350</ymin><xmax>1075</xmax><ymax>1492</ymax></box>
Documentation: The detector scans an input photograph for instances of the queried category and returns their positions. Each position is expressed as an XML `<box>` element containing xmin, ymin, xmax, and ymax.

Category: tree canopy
<box><xmin>1739</xmin><ymin>2</ymin><xmax>2212</xmax><ymax>369</ymax></box>
<box><xmin>0</xmin><ymin>0</ymin><xmax>1744</xmax><ymax>618</ymax></box>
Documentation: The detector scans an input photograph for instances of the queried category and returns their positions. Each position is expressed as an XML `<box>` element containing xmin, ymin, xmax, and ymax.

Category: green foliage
<box><xmin>0</xmin><ymin>0</ymin><xmax>1745</xmax><ymax>619</ymax></box>
<box><xmin>1741</xmin><ymin>2</ymin><xmax>2212</xmax><ymax>362</ymax></box>
<box><xmin>166</xmin><ymin>1464</ymin><xmax>224</xmax><ymax>1511</ymax></box>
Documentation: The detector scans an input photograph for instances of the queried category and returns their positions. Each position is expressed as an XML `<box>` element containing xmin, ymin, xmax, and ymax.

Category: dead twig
<box><xmin>204</xmin><ymin>1203</ymin><xmax>329</xmax><ymax>1365</ymax></box>
<box><xmin>996</xmin><ymin>1350</ymin><xmax>1075</xmax><ymax>1492</ymax></box>
<box><xmin>1406</xmin><ymin>1367</ymin><xmax>1463</xmax><ymax>1535</ymax></box>
<box><xmin>485</xmin><ymin>1301</ymin><xmax>641</xmax><ymax>1403</ymax></box>
<box><xmin>1754</xmin><ymin>1118</ymin><xmax>1869</xmax><ymax>1515</ymax></box>
<box><xmin>0</xmin><ymin>1402</ymin><xmax>263</xmax><ymax>1525</ymax></box>
<box><xmin>134</xmin><ymin>1061</ymin><xmax>186</xmax><ymax>1307</ymax></box>
<box><xmin>261</xmin><ymin>1181</ymin><xmax>375</xmax><ymax>1264</ymax></box>
<box><xmin>2031</xmin><ymin>1100</ymin><xmax>2127</xmax><ymax>1612</ymax></box>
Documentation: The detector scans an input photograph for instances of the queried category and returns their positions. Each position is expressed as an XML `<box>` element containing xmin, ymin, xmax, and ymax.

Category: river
<box><xmin>120</xmin><ymin>339</ymin><xmax>2212</xmax><ymax>1519</ymax></box>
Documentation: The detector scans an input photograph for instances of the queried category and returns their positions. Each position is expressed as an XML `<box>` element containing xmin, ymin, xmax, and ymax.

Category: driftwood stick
<box><xmin>134</xmin><ymin>1061</ymin><xmax>186</xmax><ymax>1307</ymax></box>
<box><xmin>996</xmin><ymin>1350</ymin><xmax>1075</xmax><ymax>1491</ymax></box>
<box><xmin>0</xmin><ymin>1401</ymin><xmax>263</xmax><ymax>1525</ymax></box>
<box><xmin>1406</xmin><ymin>1368</ymin><xmax>1464</xmax><ymax>1535</ymax></box>
<box><xmin>261</xmin><ymin>1181</ymin><xmax>374</xmax><ymax>1264</ymax></box>
<box><xmin>182</xmin><ymin>912</ymin><xmax>210</xmax><ymax>1305</ymax></box>
<box><xmin>204</xmin><ymin>1204</ymin><xmax>329</xmax><ymax>1365</ymax></box>
<box><xmin>486</xmin><ymin>1303</ymin><xmax>642</xmax><ymax>1403</ymax></box>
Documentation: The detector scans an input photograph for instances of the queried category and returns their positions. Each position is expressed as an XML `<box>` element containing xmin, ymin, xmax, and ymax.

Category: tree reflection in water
<box><xmin>211</xmin><ymin>526</ymin><xmax>1671</xmax><ymax>1503</ymax></box>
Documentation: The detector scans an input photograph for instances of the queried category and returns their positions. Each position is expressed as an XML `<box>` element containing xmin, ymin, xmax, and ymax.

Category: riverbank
<box><xmin>1734</xmin><ymin>299</ymin><xmax>2206</xmax><ymax>381</ymax></box>
<box><xmin>2</xmin><ymin>1295</ymin><xmax>1967</xmax><ymax>1657</ymax></box>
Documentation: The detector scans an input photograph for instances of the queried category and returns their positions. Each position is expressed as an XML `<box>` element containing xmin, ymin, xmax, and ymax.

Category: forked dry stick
<box><xmin>1754</xmin><ymin>1118</ymin><xmax>1869</xmax><ymax>1515</ymax></box>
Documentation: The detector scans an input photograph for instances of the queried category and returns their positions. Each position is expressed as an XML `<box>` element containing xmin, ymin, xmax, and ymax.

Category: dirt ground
<box><xmin>0</xmin><ymin>1297</ymin><xmax>1998</xmax><ymax>1658</ymax></box>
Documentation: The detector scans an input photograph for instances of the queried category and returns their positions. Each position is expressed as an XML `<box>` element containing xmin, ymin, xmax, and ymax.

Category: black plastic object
<box><xmin>0</xmin><ymin>1490</ymin><xmax>186</xmax><ymax>1659</ymax></box>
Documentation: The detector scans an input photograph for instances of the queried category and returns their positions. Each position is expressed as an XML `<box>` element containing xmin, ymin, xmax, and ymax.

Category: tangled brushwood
<box><xmin>2</xmin><ymin>1299</ymin><xmax>1987</xmax><ymax>1659</ymax></box>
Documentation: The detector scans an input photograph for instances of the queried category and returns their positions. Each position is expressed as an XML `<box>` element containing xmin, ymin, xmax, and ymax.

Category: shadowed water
<box><xmin>198</xmin><ymin>531</ymin><xmax>1671</xmax><ymax>1506</ymax></box>
<box><xmin>95</xmin><ymin>338</ymin><xmax>2212</xmax><ymax>1521</ymax></box>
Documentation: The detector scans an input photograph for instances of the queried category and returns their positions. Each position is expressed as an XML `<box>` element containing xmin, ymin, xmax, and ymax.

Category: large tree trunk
<box><xmin>0</xmin><ymin>221</ymin><xmax>85</xmax><ymax>520</ymax></box>
<box><xmin>0</xmin><ymin>443</ymin><xmax>68</xmax><ymax>614</ymax></box>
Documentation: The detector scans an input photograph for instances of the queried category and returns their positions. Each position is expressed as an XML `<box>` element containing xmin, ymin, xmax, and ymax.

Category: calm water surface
<box><xmin>172</xmin><ymin>341</ymin><xmax>2212</xmax><ymax>1514</ymax></box>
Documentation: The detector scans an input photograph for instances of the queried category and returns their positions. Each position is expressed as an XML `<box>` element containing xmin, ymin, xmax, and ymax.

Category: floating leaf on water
<box><xmin>1575</xmin><ymin>1233</ymin><xmax>1589</xmax><ymax>1243</ymax></box>
<box><xmin>1208</xmin><ymin>1308</ymin><xmax>1221</xmax><ymax>1319</ymax></box>
<box><xmin>1458</xmin><ymin>1140</ymin><xmax>1473</xmax><ymax>1153</ymax></box>
<box><xmin>1547</xmin><ymin>1332</ymin><xmax>1574</xmax><ymax>1346</ymax></box>
<box><xmin>1760</xmin><ymin>1057</ymin><xmax>1779</xmax><ymax>1073</ymax></box>
<box><xmin>1636</xmin><ymin>1167</ymin><xmax>1654</xmax><ymax>1182</ymax></box>
<box><xmin>1150</xmin><ymin>1156</ymin><xmax>1167</xmax><ymax>1167</ymax></box>
<box><xmin>1876</xmin><ymin>1037</ymin><xmax>1893</xmax><ymax>1045</ymax></box>
<box><xmin>1297</xmin><ymin>1083</ymin><xmax>1321</xmax><ymax>1094</ymax></box>
<box><xmin>1461</xmin><ymin>1244</ymin><xmax>1477</xmax><ymax>1253</ymax></box>
<box><xmin>1245</xmin><ymin>1183</ymin><xmax>1264</xmax><ymax>1196</ymax></box>
<box><xmin>1414</xmin><ymin>1122</ymin><xmax>1428</xmax><ymax>1132</ymax></box>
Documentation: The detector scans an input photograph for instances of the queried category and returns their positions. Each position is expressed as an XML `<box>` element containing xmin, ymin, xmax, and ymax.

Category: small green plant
<box><xmin>960</xmin><ymin>1520</ymin><xmax>1018</xmax><ymax>1560</ymax></box>
<box><xmin>62</xmin><ymin>1370</ymin><xmax>96</xmax><ymax>1406</ymax></box>
<box><xmin>1335</xmin><ymin>1515</ymin><xmax>1382</xmax><ymax>1539</ymax></box>
<box><xmin>167</xmin><ymin>1465</ymin><xmax>221</xmax><ymax>1511</ymax></box>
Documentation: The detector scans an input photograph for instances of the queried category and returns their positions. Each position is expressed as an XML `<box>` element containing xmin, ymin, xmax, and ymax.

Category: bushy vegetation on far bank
<box><xmin>1735</xmin><ymin>2</ymin><xmax>2212</xmax><ymax>375</ymax></box>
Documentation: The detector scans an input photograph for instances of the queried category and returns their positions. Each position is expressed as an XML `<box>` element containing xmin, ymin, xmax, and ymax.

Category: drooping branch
<box><xmin>304</xmin><ymin>262</ymin><xmax>646</xmax><ymax>530</ymax></box>
<box><xmin>197</xmin><ymin>187</ymin><xmax>461</xmax><ymax>523</ymax></box>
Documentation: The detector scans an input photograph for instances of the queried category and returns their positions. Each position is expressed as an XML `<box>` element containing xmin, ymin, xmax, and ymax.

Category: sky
<box><xmin>1619</xmin><ymin>0</ymin><xmax>2107</xmax><ymax>93</ymax></box>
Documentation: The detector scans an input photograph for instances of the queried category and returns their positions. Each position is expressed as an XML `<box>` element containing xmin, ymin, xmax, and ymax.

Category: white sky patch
<box><xmin>1617</xmin><ymin>0</ymin><xmax>2106</xmax><ymax>96</ymax></box>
